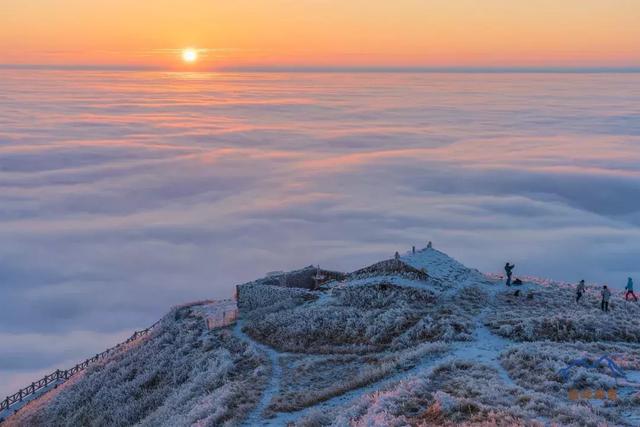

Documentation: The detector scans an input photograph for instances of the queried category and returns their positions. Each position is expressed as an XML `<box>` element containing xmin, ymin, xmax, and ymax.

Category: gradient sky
<box><xmin>1</xmin><ymin>0</ymin><xmax>639</xmax><ymax>68</ymax></box>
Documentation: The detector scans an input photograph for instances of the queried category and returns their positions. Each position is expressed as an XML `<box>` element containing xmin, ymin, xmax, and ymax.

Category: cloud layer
<box><xmin>1</xmin><ymin>70</ymin><xmax>640</xmax><ymax>395</ymax></box>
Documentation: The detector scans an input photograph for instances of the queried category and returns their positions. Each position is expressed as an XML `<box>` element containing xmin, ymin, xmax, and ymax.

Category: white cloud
<box><xmin>1</xmin><ymin>70</ymin><xmax>639</xmax><ymax>394</ymax></box>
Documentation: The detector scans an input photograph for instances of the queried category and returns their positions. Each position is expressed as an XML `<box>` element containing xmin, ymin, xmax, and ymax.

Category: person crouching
<box><xmin>625</xmin><ymin>277</ymin><xmax>638</xmax><ymax>302</ymax></box>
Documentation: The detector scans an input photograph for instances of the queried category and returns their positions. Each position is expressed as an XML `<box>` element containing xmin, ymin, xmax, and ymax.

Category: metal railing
<box><xmin>1</xmin><ymin>320</ymin><xmax>161</xmax><ymax>415</ymax></box>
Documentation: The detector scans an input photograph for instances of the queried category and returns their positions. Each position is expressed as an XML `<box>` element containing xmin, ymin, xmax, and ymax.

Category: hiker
<box><xmin>601</xmin><ymin>285</ymin><xmax>611</xmax><ymax>312</ymax></box>
<box><xmin>625</xmin><ymin>277</ymin><xmax>638</xmax><ymax>302</ymax></box>
<box><xmin>576</xmin><ymin>280</ymin><xmax>585</xmax><ymax>303</ymax></box>
<box><xmin>504</xmin><ymin>262</ymin><xmax>515</xmax><ymax>286</ymax></box>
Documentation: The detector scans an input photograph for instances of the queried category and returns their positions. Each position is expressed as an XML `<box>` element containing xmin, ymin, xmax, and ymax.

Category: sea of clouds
<box><xmin>1</xmin><ymin>70</ymin><xmax>639</xmax><ymax>395</ymax></box>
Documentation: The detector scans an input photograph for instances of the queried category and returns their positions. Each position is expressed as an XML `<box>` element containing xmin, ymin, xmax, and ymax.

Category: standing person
<box><xmin>576</xmin><ymin>280</ymin><xmax>585</xmax><ymax>304</ymax></box>
<box><xmin>504</xmin><ymin>263</ymin><xmax>515</xmax><ymax>287</ymax></box>
<box><xmin>625</xmin><ymin>277</ymin><xmax>638</xmax><ymax>302</ymax></box>
<box><xmin>601</xmin><ymin>285</ymin><xmax>611</xmax><ymax>312</ymax></box>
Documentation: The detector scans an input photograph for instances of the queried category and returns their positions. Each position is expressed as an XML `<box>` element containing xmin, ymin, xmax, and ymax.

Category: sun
<box><xmin>182</xmin><ymin>48</ymin><xmax>198</xmax><ymax>63</ymax></box>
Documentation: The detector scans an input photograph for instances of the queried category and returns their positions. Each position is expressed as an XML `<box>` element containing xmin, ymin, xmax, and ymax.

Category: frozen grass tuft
<box><xmin>243</xmin><ymin>283</ymin><xmax>476</xmax><ymax>354</ymax></box>
<box><xmin>270</xmin><ymin>342</ymin><xmax>449</xmax><ymax>412</ymax></box>
<box><xmin>296</xmin><ymin>359</ymin><xmax>622</xmax><ymax>426</ymax></box>
<box><xmin>486</xmin><ymin>283</ymin><xmax>640</xmax><ymax>342</ymax></box>
<box><xmin>7</xmin><ymin>306</ymin><xmax>269</xmax><ymax>427</ymax></box>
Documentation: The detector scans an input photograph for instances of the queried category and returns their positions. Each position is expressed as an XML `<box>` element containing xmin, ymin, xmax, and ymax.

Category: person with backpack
<box><xmin>625</xmin><ymin>277</ymin><xmax>638</xmax><ymax>302</ymax></box>
<box><xmin>576</xmin><ymin>280</ymin><xmax>585</xmax><ymax>303</ymax></box>
<box><xmin>601</xmin><ymin>285</ymin><xmax>611</xmax><ymax>312</ymax></box>
<box><xmin>504</xmin><ymin>262</ymin><xmax>515</xmax><ymax>287</ymax></box>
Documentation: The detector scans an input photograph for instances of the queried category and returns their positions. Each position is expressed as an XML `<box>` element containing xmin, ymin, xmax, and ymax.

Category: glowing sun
<box><xmin>182</xmin><ymin>48</ymin><xmax>198</xmax><ymax>63</ymax></box>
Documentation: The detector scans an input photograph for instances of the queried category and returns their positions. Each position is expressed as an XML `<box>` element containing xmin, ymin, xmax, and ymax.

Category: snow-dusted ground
<box><xmin>259</xmin><ymin>350</ymin><xmax>443</xmax><ymax>426</ymax></box>
<box><xmin>402</xmin><ymin>247</ymin><xmax>491</xmax><ymax>288</ymax></box>
<box><xmin>231</xmin><ymin>302</ymin><xmax>520</xmax><ymax>426</ymax></box>
<box><xmin>232</xmin><ymin>248</ymin><xmax>640</xmax><ymax>426</ymax></box>
<box><xmin>0</xmin><ymin>380</ymin><xmax>65</xmax><ymax>422</ymax></box>
<box><xmin>4</xmin><ymin>302</ymin><xmax>266</xmax><ymax>427</ymax></box>
<box><xmin>454</xmin><ymin>308</ymin><xmax>516</xmax><ymax>388</ymax></box>
<box><xmin>9</xmin><ymin>246</ymin><xmax>640</xmax><ymax>426</ymax></box>
<box><xmin>240</xmin><ymin>318</ymin><xmax>511</xmax><ymax>426</ymax></box>
<box><xmin>222</xmin><ymin>248</ymin><xmax>521</xmax><ymax>425</ymax></box>
<box><xmin>232</xmin><ymin>320</ymin><xmax>283</xmax><ymax>426</ymax></box>
<box><xmin>341</xmin><ymin>275</ymin><xmax>441</xmax><ymax>293</ymax></box>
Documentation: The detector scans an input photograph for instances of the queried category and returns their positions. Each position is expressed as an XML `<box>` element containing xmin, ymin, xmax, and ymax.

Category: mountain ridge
<box><xmin>5</xmin><ymin>246</ymin><xmax>640</xmax><ymax>426</ymax></box>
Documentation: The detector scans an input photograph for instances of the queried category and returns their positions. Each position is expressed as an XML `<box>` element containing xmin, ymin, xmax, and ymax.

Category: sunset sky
<box><xmin>2</xmin><ymin>0</ymin><xmax>639</xmax><ymax>69</ymax></box>
<box><xmin>2</xmin><ymin>0</ymin><xmax>640</xmax><ymax>403</ymax></box>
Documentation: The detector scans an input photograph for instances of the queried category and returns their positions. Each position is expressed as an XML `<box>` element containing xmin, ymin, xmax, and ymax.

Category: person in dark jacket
<box><xmin>625</xmin><ymin>277</ymin><xmax>638</xmax><ymax>302</ymax></box>
<box><xmin>576</xmin><ymin>280</ymin><xmax>585</xmax><ymax>303</ymax></box>
<box><xmin>601</xmin><ymin>285</ymin><xmax>611</xmax><ymax>312</ymax></box>
<box><xmin>504</xmin><ymin>263</ymin><xmax>515</xmax><ymax>287</ymax></box>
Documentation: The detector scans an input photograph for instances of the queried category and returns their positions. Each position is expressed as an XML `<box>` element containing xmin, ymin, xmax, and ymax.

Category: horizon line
<box><xmin>2</xmin><ymin>63</ymin><xmax>640</xmax><ymax>73</ymax></box>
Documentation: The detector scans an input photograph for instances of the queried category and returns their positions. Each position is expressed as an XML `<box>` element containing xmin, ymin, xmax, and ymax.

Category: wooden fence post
<box><xmin>1</xmin><ymin>319</ymin><xmax>161</xmax><ymax>413</ymax></box>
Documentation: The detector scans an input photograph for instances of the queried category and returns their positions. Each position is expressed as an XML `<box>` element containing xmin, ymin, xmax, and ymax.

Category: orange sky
<box><xmin>1</xmin><ymin>0</ymin><xmax>639</xmax><ymax>69</ymax></box>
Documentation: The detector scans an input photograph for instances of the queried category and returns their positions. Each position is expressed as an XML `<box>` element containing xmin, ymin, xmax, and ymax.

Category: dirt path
<box><xmin>232</xmin><ymin>320</ymin><xmax>283</xmax><ymax>426</ymax></box>
<box><xmin>265</xmin><ymin>348</ymin><xmax>456</xmax><ymax>426</ymax></box>
<box><xmin>230</xmin><ymin>269</ymin><xmax>534</xmax><ymax>426</ymax></box>
<box><xmin>232</xmin><ymin>294</ymin><xmax>525</xmax><ymax>426</ymax></box>
<box><xmin>452</xmin><ymin>308</ymin><xmax>517</xmax><ymax>387</ymax></box>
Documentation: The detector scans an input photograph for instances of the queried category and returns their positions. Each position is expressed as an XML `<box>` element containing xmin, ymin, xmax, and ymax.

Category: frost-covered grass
<box><xmin>401</xmin><ymin>247</ymin><xmax>491</xmax><ymax>288</ymax></box>
<box><xmin>500</xmin><ymin>341</ymin><xmax>640</xmax><ymax>422</ymax></box>
<box><xmin>296</xmin><ymin>359</ymin><xmax>619</xmax><ymax>427</ymax></box>
<box><xmin>486</xmin><ymin>283</ymin><xmax>640</xmax><ymax>343</ymax></box>
<box><xmin>243</xmin><ymin>283</ymin><xmax>476</xmax><ymax>354</ymax></box>
<box><xmin>7</xmin><ymin>305</ymin><xmax>268</xmax><ymax>427</ymax></box>
<box><xmin>270</xmin><ymin>342</ymin><xmax>448</xmax><ymax>413</ymax></box>
<box><xmin>333</xmin><ymin>282</ymin><xmax>436</xmax><ymax>309</ymax></box>
<box><xmin>391</xmin><ymin>286</ymin><xmax>486</xmax><ymax>349</ymax></box>
<box><xmin>14</xmin><ymin>248</ymin><xmax>640</xmax><ymax>426</ymax></box>
<box><xmin>237</xmin><ymin>283</ymin><xmax>317</xmax><ymax>312</ymax></box>
<box><xmin>501</xmin><ymin>341</ymin><xmax>640</xmax><ymax>394</ymax></box>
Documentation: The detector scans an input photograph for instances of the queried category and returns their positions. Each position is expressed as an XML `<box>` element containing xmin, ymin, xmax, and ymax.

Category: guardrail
<box><xmin>0</xmin><ymin>319</ymin><xmax>161</xmax><ymax>416</ymax></box>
